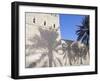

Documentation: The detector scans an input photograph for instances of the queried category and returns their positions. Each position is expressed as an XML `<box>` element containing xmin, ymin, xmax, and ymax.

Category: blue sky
<box><xmin>59</xmin><ymin>14</ymin><xmax>85</xmax><ymax>41</ymax></box>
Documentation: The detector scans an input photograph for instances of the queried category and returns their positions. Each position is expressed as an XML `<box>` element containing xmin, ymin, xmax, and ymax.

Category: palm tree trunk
<box><xmin>48</xmin><ymin>48</ymin><xmax>53</xmax><ymax>67</ymax></box>
<box><xmin>69</xmin><ymin>59</ymin><xmax>72</xmax><ymax>65</ymax></box>
<box><xmin>80</xmin><ymin>57</ymin><xmax>83</xmax><ymax>64</ymax></box>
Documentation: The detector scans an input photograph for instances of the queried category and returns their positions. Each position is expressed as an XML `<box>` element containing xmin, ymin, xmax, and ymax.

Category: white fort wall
<box><xmin>25</xmin><ymin>13</ymin><xmax>61</xmax><ymax>45</ymax></box>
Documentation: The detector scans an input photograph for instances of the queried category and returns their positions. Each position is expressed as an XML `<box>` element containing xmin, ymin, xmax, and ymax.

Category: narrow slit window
<box><xmin>53</xmin><ymin>24</ymin><xmax>55</xmax><ymax>28</ymax></box>
<box><xmin>33</xmin><ymin>18</ymin><xmax>35</xmax><ymax>23</ymax></box>
<box><xmin>44</xmin><ymin>21</ymin><xmax>46</xmax><ymax>26</ymax></box>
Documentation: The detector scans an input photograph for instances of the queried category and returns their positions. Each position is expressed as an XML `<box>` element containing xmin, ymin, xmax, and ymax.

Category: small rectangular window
<box><xmin>33</xmin><ymin>18</ymin><xmax>35</xmax><ymax>23</ymax></box>
<box><xmin>44</xmin><ymin>21</ymin><xmax>46</xmax><ymax>26</ymax></box>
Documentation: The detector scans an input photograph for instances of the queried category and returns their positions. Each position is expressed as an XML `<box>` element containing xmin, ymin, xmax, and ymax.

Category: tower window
<box><xmin>33</xmin><ymin>18</ymin><xmax>35</xmax><ymax>23</ymax></box>
<box><xmin>44</xmin><ymin>21</ymin><xmax>46</xmax><ymax>26</ymax></box>
<box><xmin>53</xmin><ymin>24</ymin><xmax>55</xmax><ymax>28</ymax></box>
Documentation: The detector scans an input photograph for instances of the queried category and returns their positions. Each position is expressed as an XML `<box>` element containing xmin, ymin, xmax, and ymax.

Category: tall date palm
<box><xmin>26</xmin><ymin>26</ymin><xmax>62</xmax><ymax>67</ymax></box>
<box><xmin>76</xmin><ymin>16</ymin><xmax>89</xmax><ymax>48</ymax></box>
<box><xmin>76</xmin><ymin>16</ymin><xmax>89</xmax><ymax>64</ymax></box>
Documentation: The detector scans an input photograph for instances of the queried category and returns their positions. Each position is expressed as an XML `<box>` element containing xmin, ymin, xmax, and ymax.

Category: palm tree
<box><xmin>26</xmin><ymin>26</ymin><xmax>62</xmax><ymax>67</ymax></box>
<box><xmin>76</xmin><ymin>16</ymin><xmax>89</xmax><ymax>64</ymax></box>
<box><xmin>39</xmin><ymin>27</ymin><xmax>59</xmax><ymax>67</ymax></box>
<box><xmin>62</xmin><ymin>40</ymin><xmax>74</xmax><ymax>65</ymax></box>
<box><xmin>76</xmin><ymin>16</ymin><xmax>89</xmax><ymax>47</ymax></box>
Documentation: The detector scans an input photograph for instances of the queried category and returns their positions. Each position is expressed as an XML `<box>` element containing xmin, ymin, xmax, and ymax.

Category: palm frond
<box><xmin>76</xmin><ymin>15</ymin><xmax>89</xmax><ymax>46</ymax></box>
